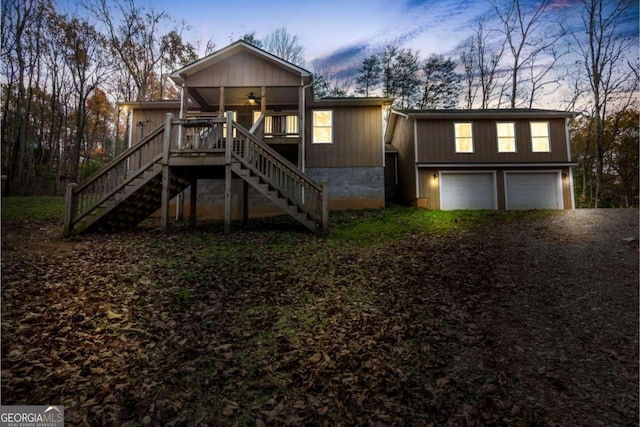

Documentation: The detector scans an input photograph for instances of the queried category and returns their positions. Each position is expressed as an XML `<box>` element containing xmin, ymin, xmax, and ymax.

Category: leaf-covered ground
<box><xmin>1</xmin><ymin>206</ymin><xmax>638</xmax><ymax>426</ymax></box>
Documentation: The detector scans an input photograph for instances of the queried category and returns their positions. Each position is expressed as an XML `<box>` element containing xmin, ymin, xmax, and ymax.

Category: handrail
<box><xmin>231</xmin><ymin>120</ymin><xmax>325</xmax><ymax>225</ymax></box>
<box><xmin>73</xmin><ymin>154</ymin><xmax>162</xmax><ymax>226</ymax></box>
<box><xmin>76</xmin><ymin>124</ymin><xmax>163</xmax><ymax>193</ymax></box>
<box><xmin>234</xmin><ymin>123</ymin><xmax>322</xmax><ymax>193</ymax></box>
<box><xmin>65</xmin><ymin>123</ymin><xmax>166</xmax><ymax>235</ymax></box>
<box><xmin>64</xmin><ymin>113</ymin><xmax>327</xmax><ymax>236</ymax></box>
<box><xmin>249</xmin><ymin>113</ymin><xmax>265</xmax><ymax>135</ymax></box>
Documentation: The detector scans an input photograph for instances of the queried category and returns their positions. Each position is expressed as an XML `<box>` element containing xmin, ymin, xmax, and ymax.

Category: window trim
<box><xmin>312</xmin><ymin>110</ymin><xmax>333</xmax><ymax>144</ymax></box>
<box><xmin>530</xmin><ymin>121</ymin><xmax>551</xmax><ymax>153</ymax></box>
<box><xmin>496</xmin><ymin>121</ymin><xmax>517</xmax><ymax>153</ymax></box>
<box><xmin>454</xmin><ymin>122</ymin><xmax>474</xmax><ymax>153</ymax></box>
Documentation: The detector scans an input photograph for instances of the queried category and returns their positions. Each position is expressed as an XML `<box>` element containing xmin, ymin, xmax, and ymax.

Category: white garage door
<box><xmin>440</xmin><ymin>173</ymin><xmax>496</xmax><ymax>210</ymax></box>
<box><xmin>505</xmin><ymin>172</ymin><xmax>562</xmax><ymax>210</ymax></box>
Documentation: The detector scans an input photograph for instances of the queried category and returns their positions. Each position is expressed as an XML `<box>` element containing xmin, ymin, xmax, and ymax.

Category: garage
<box><xmin>440</xmin><ymin>172</ymin><xmax>497</xmax><ymax>210</ymax></box>
<box><xmin>505</xmin><ymin>172</ymin><xmax>563</xmax><ymax>210</ymax></box>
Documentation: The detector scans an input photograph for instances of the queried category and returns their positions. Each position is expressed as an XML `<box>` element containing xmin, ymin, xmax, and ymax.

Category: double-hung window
<box><xmin>530</xmin><ymin>121</ymin><xmax>550</xmax><ymax>152</ymax></box>
<box><xmin>497</xmin><ymin>122</ymin><xmax>516</xmax><ymax>152</ymax></box>
<box><xmin>312</xmin><ymin>110</ymin><xmax>333</xmax><ymax>144</ymax></box>
<box><xmin>454</xmin><ymin>122</ymin><xmax>473</xmax><ymax>153</ymax></box>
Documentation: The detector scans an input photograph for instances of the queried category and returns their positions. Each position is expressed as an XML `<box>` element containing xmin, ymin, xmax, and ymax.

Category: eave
<box><xmin>394</xmin><ymin>109</ymin><xmax>576</xmax><ymax>120</ymax></box>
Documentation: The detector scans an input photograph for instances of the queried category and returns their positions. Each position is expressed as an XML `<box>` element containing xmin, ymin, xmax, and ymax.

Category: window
<box><xmin>530</xmin><ymin>121</ymin><xmax>550</xmax><ymax>152</ymax></box>
<box><xmin>252</xmin><ymin>110</ymin><xmax>262</xmax><ymax>125</ymax></box>
<box><xmin>454</xmin><ymin>122</ymin><xmax>473</xmax><ymax>153</ymax></box>
<box><xmin>312</xmin><ymin>110</ymin><xmax>333</xmax><ymax>144</ymax></box>
<box><xmin>497</xmin><ymin>122</ymin><xmax>516</xmax><ymax>152</ymax></box>
<box><xmin>254</xmin><ymin>112</ymin><xmax>299</xmax><ymax>137</ymax></box>
<box><xmin>223</xmin><ymin>111</ymin><xmax>237</xmax><ymax>138</ymax></box>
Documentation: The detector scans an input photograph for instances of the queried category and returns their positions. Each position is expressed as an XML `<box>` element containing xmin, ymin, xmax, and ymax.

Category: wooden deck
<box><xmin>64</xmin><ymin>113</ymin><xmax>328</xmax><ymax>236</ymax></box>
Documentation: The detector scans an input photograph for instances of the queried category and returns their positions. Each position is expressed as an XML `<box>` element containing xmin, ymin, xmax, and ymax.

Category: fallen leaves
<box><xmin>1</xmin><ymin>211</ymin><xmax>638</xmax><ymax>426</ymax></box>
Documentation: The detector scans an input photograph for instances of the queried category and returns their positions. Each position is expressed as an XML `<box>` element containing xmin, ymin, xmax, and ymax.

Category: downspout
<box><xmin>413</xmin><ymin>118</ymin><xmax>419</xmax><ymax>200</ymax></box>
<box><xmin>301</xmin><ymin>79</ymin><xmax>314</xmax><ymax>173</ymax></box>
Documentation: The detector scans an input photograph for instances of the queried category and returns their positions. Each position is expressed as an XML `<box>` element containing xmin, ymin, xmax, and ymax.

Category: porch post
<box><xmin>63</xmin><ymin>183</ymin><xmax>77</xmax><ymax>237</ymax></box>
<box><xmin>176</xmin><ymin>193</ymin><xmax>185</xmax><ymax>221</ymax></box>
<box><xmin>321</xmin><ymin>180</ymin><xmax>329</xmax><ymax>235</ymax></box>
<box><xmin>161</xmin><ymin>113</ymin><xmax>174</xmax><ymax>233</ymax></box>
<box><xmin>224</xmin><ymin>111</ymin><xmax>233</xmax><ymax>234</ymax></box>
<box><xmin>242</xmin><ymin>180</ymin><xmax>249</xmax><ymax>226</ymax></box>
<box><xmin>219</xmin><ymin>87</ymin><xmax>225</xmax><ymax>117</ymax></box>
<box><xmin>189</xmin><ymin>178</ymin><xmax>197</xmax><ymax>227</ymax></box>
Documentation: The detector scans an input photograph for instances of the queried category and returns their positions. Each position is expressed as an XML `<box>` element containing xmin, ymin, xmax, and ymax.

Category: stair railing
<box><xmin>229</xmin><ymin>115</ymin><xmax>328</xmax><ymax>232</ymax></box>
<box><xmin>64</xmin><ymin>123</ymin><xmax>166</xmax><ymax>236</ymax></box>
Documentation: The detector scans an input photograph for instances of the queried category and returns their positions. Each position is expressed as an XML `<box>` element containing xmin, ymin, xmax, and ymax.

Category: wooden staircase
<box><xmin>64</xmin><ymin>113</ymin><xmax>328</xmax><ymax>236</ymax></box>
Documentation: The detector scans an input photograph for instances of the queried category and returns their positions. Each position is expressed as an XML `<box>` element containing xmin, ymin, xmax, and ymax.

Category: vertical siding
<box><xmin>189</xmin><ymin>51</ymin><xmax>301</xmax><ymax>87</ymax></box>
<box><xmin>305</xmin><ymin>106</ymin><xmax>383</xmax><ymax>168</ymax></box>
<box><xmin>417</xmin><ymin>118</ymin><xmax>569</xmax><ymax>163</ymax></box>
<box><xmin>131</xmin><ymin>109</ymin><xmax>179</xmax><ymax>145</ymax></box>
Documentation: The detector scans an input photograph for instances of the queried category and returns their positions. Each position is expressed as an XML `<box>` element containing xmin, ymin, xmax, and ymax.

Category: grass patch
<box><xmin>328</xmin><ymin>205</ymin><xmax>549</xmax><ymax>243</ymax></box>
<box><xmin>1</xmin><ymin>196</ymin><xmax>65</xmax><ymax>222</ymax></box>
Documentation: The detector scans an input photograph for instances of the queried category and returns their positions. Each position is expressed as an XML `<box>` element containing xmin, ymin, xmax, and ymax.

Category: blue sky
<box><xmin>59</xmin><ymin>0</ymin><xmax>638</xmax><ymax>76</ymax></box>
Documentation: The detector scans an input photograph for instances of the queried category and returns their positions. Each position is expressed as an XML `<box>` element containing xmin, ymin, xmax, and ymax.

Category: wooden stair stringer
<box><xmin>230</xmin><ymin>162</ymin><xmax>318</xmax><ymax>233</ymax></box>
<box><xmin>75</xmin><ymin>164</ymin><xmax>190</xmax><ymax>234</ymax></box>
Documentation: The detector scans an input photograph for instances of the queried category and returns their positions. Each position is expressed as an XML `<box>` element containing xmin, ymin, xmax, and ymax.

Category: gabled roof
<box><xmin>169</xmin><ymin>40</ymin><xmax>313</xmax><ymax>86</ymax></box>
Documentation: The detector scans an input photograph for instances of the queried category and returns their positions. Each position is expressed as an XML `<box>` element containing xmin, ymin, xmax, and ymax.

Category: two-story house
<box><xmin>64</xmin><ymin>41</ymin><xmax>577</xmax><ymax>237</ymax></box>
<box><xmin>385</xmin><ymin>109</ymin><xmax>576</xmax><ymax>210</ymax></box>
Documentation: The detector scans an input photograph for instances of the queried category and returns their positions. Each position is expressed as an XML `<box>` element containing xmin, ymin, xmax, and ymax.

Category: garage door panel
<box><xmin>506</xmin><ymin>172</ymin><xmax>561</xmax><ymax>210</ymax></box>
<box><xmin>440</xmin><ymin>173</ymin><xmax>496</xmax><ymax>210</ymax></box>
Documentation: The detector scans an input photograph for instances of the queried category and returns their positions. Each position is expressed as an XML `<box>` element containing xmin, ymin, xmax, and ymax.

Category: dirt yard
<box><xmin>1</xmin><ymin>208</ymin><xmax>638</xmax><ymax>426</ymax></box>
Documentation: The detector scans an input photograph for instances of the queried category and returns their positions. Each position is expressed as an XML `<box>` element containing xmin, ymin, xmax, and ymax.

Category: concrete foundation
<box><xmin>305</xmin><ymin>167</ymin><xmax>385</xmax><ymax>210</ymax></box>
<box><xmin>160</xmin><ymin>167</ymin><xmax>385</xmax><ymax>221</ymax></box>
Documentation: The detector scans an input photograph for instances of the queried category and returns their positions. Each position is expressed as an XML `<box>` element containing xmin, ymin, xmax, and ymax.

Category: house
<box><xmin>384</xmin><ymin>109</ymin><xmax>576</xmax><ymax>210</ymax></box>
<box><xmin>64</xmin><ymin>40</ymin><xmax>390</xmax><ymax>236</ymax></box>
<box><xmin>63</xmin><ymin>41</ymin><xmax>577</xmax><ymax>237</ymax></box>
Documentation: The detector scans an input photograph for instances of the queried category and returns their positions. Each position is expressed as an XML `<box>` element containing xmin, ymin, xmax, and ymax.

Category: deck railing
<box><xmin>64</xmin><ymin>112</ymin><xmax>327</xmax><ymax>236</ymax></box>
<box><xmin>64</xmin><ymin>124</ymin><xmax>166</xmax><ymax>235</ymax></box>
<box><xmin>176</xmin><ymin>117</ymin><xmax>225</xmax><ymax>150</ymax></box>
<box><xmin>231</xmin><ymin>116</ymin><xmax>326</xmax><ymax>224</ymax></box>
<box><xmin>263</xmin><ymin>112</ymin><xmax>299</xmax><ymax>139</ymax></box>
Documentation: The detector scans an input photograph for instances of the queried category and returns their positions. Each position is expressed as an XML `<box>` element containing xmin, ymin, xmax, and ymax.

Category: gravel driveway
<box><xmin>479</xmin><ymin>208</ymin><xmax>638</xmax><ymax>426</ymax></box>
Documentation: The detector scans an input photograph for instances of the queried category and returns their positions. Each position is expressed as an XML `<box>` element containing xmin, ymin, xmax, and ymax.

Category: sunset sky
<box><xmin>58</xmin><ymin>0</ymin><xmax>639</xmax><ymax>82</ymax></box>
<box><xmin>153</xmin><ymin>0</ymin><xmax>638</xmax><ymax>67</ymax></box>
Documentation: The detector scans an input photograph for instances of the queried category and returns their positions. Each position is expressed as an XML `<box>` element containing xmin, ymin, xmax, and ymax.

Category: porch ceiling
<box><xmin>188</xmin><ymin>86</ymin><xmax>300</xmax><ymax>109</ymax></box>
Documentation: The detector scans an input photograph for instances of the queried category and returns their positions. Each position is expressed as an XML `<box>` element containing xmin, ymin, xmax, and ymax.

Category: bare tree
<box><xmin>263</xmin><ymin>27</ymin><xmax>305</xmax><ymax>67</ymax></box>
<box><xmin>60</xmin><ymin>16</ymin><xmax>110</xmax><ymax>182</ymax></box>
<box><xmin>86</xmin><ymin>0</ymin><xmax>170</xmax><ymax>101</ymax></box>
<box><xmin>572</xmin><ymin>0</ymin><xmax>638</xmax><ymax>207</ymax></box>
<box><xmin>459</xmin><ymin>17</ymin><xmax>504</xmax><ymax>108</ymax></box>
<box><xmin>491</xmin><ymin>0</ymin><xmax>565</xmax><ymax>108</ymax></box>
<box><xmin>312</xmin><ymin>64</ymin><xmax>353</xmax><ymax>98</ymax></box>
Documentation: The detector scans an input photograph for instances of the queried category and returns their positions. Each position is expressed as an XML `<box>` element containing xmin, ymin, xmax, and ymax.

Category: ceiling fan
<box><xmin>246</xmin><ymin>92</ymin><xmax>261</xmax><ymax>105</ymax></box>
